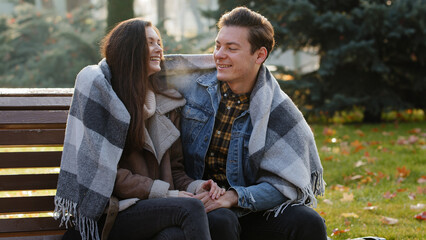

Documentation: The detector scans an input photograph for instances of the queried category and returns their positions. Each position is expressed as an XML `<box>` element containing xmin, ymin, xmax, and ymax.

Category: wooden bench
<box><xmin>0</xmin><ymin>88</ymin><xmax>73</xmax><ymax>239</ymax></box>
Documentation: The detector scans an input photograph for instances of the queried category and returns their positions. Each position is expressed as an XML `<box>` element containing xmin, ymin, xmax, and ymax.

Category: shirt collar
<box><xmin>220</xmin><ymin>81</ymin><xmax>250</xmax><ymax>103</ymax></box>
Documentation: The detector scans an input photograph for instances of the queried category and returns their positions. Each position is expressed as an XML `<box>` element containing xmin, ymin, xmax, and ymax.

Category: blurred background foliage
<box><xmin>0</xmin><ymin>0</ymin><xmax>425</xmax><ymax>123</ymax></box>
<box><xmin>0</xmin><ymin>0</ymin><xmax>103</xmax><ymax>87</ymax></box>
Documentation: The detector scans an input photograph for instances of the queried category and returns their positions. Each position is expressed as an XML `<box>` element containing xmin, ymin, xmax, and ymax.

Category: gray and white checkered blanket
<box><xmin>54</xmin><ymin>59</ymin><xmax>130</xmax><ymax>240</ymax></box>
<box><xmin>163</xmin><ymin>54</ymin><xmax>325</xmax><ymax>214</ymax></box>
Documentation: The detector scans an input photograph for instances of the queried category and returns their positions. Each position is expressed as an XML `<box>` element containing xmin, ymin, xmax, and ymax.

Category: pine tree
<box><xmin>206</xmin><ymin>0</ymin><xmax>426</xmax><ymax>122</ymax></box>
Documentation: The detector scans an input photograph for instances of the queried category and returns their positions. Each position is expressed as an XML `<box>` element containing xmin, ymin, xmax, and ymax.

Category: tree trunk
<box><xmin>157</xmin><ymin>0</ymin><xmax>166</xmax><ymax>29</ymax></box>
<box><xmin>66</xmin><ymin>0</ymin><xmax>90</xmax><ymax>12</ymax></box>
<box><xmin>107</xmin><ymin>0</ymin><xmax>134</xmax><ymax>32</ymax></box>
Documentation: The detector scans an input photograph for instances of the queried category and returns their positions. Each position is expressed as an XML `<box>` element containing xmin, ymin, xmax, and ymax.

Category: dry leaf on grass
<box><xmin>364</xmin><ymin>205</ymin><xmax>378</xmax><ymax>210</ymax></box>
<box><xmin>381</xmin><ymin>216</ymin><xmax>398</xmax><ymax>225</ymax></box>
<box><xmin>331</xmin><ymin>228</ymin><xmax>350</xmax><ymax>236</ymax></box>
<box><xmin>341</xmin><ymin>212</ymin><xmax>359</xmax><ymax>218</ymax></box>
<box><xmin>410</xmin><ymin>203</ymin><xmax>425</xmax><ymax>210</ymax></box>
<box><xmin>340</xmin><ymin>193</ymin><xmax>354</xmax><ymax>202</ymax></box>
<box><xmin>414</xmin><ymin>211</ymin><xmax>426</xmax><ymax>220</ymax></box>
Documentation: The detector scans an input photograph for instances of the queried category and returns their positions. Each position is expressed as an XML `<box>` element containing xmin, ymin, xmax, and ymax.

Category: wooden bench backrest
<box><xmin>0</xmin><ymin>88</ymin><xmax>73</xmax><ymax>238</ymax></box>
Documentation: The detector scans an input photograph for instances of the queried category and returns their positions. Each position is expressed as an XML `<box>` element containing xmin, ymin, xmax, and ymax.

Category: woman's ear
<box><xmin>255</xmin><ymin>47</ymin><xmax>268</xmax><ymax>64</ymax></box>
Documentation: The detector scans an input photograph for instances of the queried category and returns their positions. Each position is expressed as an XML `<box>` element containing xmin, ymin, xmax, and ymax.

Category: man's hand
<box><xmin>194</xmin><ymin>189</ymin><xmax>238</xmax><ymax>212</ymax></box>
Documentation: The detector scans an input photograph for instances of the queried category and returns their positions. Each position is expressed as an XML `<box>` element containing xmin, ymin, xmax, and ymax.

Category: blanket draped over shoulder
<box><xmin>163</xmin><ymin>54</ymin><xmax>325</xmax><ymax>215</ymax></box>
<box><xmin>54</xmin><ymin>59</ymin><xmax>130</xmax><ymax>240</ymax></box>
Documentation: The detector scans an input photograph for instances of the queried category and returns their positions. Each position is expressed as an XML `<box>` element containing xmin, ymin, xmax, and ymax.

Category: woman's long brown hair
<box><xmin>100</xmin><ymin>18</ymin><xmax>164</xmax><ymax>150</ymax></box>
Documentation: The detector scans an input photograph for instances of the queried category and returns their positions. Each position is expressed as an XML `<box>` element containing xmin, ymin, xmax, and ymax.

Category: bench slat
<box><xmin>0</xmin><ymin>129</ymin><xmax>65</xmax><ymax>145</ymax></box>
<box><xmin>0</xmin><ymin>97</ymin><xmax>71</xmax><ymax>110</ymax></box>
<box><xmin>0</xmin><ymin>196</ymin><xmax>55</xmax><ymax>213</ymax></box>
<box><xmin>0</xmin><ymin>110</ymin><xmax>68</xmax><ymax>129</ymax></box>
<box><xmin>0</xmin><ymin>217</ymin><xmax>65</xmax><ymax>233</ymax></box>
<box><xmin>0</xmin><ymin>174</ymin><xmax>58</xmax><ymax>191</ymax></box>
<box><xmin>0</xmin><ymin>152</ymin><xmax>62</xmax><ymax>168</ymax></box>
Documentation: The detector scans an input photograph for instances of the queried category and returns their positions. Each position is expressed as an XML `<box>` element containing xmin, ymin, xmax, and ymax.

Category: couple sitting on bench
<box><xmin>55</xmin><ymin>6</ymin><xmax>326</xmax><ymax>240</ymax></box>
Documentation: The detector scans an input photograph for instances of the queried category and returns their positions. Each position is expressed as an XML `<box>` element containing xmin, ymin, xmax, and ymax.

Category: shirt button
<box><xmin>237</xmin><ymin>100</ymin><xmax>241</xmax><ymax>104</ymax></box>
<box><xmin>224</xmin><ymin>93</ymin><xmax>228</xmax><ymax>97</ymax></box>
<box><xmin>210</xmin><ymin>152</ymin><xmax>214</xmax><ymax>156</ymax></box>
<box><xmin>204</xmin><ymin>136</ymin><xmax>208</xmax><ymax>142</ymax></box>
<box><xmin>217</xmin><ymin>130</ymin><xmax>221</xmax><ymax>135</ymax></box>
<box><xmin>227</xmin><ymin>106</ymin><xmax>231</xmax><ymax>110</ymax></box>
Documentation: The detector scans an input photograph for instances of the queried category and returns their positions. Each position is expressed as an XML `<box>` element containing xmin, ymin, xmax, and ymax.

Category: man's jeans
<box><xmin>207</xmin><ymin>205</ymin><xmax>327</xmax><ymax>240</ymax></box>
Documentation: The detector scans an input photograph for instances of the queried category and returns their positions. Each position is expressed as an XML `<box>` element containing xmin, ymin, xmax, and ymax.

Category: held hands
<box><xmin>178</xmin><ymin>191</ymin><xmax>194</xmax><ymax>198</ymax></box>
<box><xmin>194</xmin><ymin>189</ymin><xmax>238</xmax><ymax>213</ymax></box>
<box><xmin>198</xmin><ymin>179</ymin><xmax>226</xmax><ymax>200</ymax></box>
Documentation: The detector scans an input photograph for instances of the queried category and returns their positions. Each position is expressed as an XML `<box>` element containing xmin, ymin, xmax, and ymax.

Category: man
<box><xmin>173</xmin><ymin>7</ymin><xmax>327</xmax><ymax>240</ymax></box>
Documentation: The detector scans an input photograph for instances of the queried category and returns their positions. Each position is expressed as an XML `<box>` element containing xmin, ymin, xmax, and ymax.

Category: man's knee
<box><xmin>207</xmin><ymin>208</ymin><xmax>240</xmax><ymax>240</ymax></box>
<box><xmin>285</xmin><ymin>205</ymin><xmax>327</xmax><ymax>239</ymax></box>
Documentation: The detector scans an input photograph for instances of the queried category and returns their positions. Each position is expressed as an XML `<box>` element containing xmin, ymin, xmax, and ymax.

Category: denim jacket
<box><xmin>176</xmin><ymin>71</ymin><xmax>287</xmax><ymax>215</ymax></box>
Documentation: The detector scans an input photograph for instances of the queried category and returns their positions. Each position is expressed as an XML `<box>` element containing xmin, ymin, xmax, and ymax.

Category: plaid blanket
<box><xmin>163</xmin><ymin>54</ymin><xmax>325</xmax><ymax>214</ymax></box>
<box><xmin>54</xmin><ymin>59</ymin><xmax>130</xmax><ymax>240</ymax></box>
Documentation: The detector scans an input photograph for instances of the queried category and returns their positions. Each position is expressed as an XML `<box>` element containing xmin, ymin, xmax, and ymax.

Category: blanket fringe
<box><xmin>264</xmin><ymin>171</ymin><xmax>326</xmax><ymax>219</ymax></box>
<box><xmin>54</xmin><ymin>196</ymin><xmax>100</xmax><ymax>240</ymax></box>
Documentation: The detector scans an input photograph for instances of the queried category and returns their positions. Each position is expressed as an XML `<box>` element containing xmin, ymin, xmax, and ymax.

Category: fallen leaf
<box><xmin>355</xmin><ymin>129</ymin><xmax>365</xmax><ymax>137</ymax></box>
<box><xmin>417</xmin><ymin>176</ymin><xmax>426</xmax><ymax>184</ymax></box>
<box><xmin>418</xmin><ymin>186</ymin><xmax>426</xmax><ymax>194</ymax></box>
<box><xmin>408</xmin><ymin>193</ymin><xmax>416</xmax><ymax>200</ymax></box>
<box><xmin>323</xmin><ymin>127</ymin><xmax>336</xmax><ymax>136</ymax></box>
<box><xmin>354</xmin><ymin>161</ymin><xmax>366</xmax><ymax>168</ymax></box>
<box><xmin>407</xmin><ymin>135</ymin><xmax>419</xmax><ymax>144</ymax></box>
<box><xmin>410</xmin><ymin>203</ymin><xmax>425</xmax><ymax>210</ymax></box>
<box><xmin>331</xmin><ymin>184</ymin><xmax>350</xmax><ymax>192</ymax></box>
<box><xmin>381</xmin><ymin>216</ymin><xmax>398</xmax><ymax>225</ymax></box>
<box><xmin>349</xmin><ymin>175</ymin><xmax>363</xmax><ymax>180</ymax></box>
<box><xmin>383</xmin><ymin>191</ymin><xmax>397</xmax><ymax>199</ymax></box>
<box><xmin>408</xmin><ymin>128</ymin><xmax>421</xmax><ymax>134</ymax></box>
<box><xmin>341</xmin><ymin>193</ymin><xmax>354</xmax><ymax>202</ymax></box>
<box><xmin>361</xmin><ymin>176</ymin><xmax>372</xmax><ymax>184</ymax></box>
<box><xmin>396</xmin><ymin>188</ymin><xmax>407</xmax><ymax>192</ymax></box>
<box><xmin>324</xmin><ymin>156</ymin><xmax>334</xmax><ymax>161</ymax></box>
<box><xmin>364</xmin><ymin>205</ymin><xmax>378</xmax><ymax>210</ymax></box>
<box><xmin>414</xmin><ymin>211</ymin><xmax>426</xmax><ymax>220</ymax></box>
<box><xmin>396</xmin><ymin>166</ymin><xmax>410</xmax><ymax>178</ymax></box>
<box><xmin>320</xmin><ymin>146</ymin><xmax>331</xmax><ymax>152</ymax></box>
<box><xmin>331</xmin><ymin>228</ymin><xmax>350</xmax><ymax>236</ymax></box>
<box><xmin>341</xmin><ymin>212</ymin><xmax>359</xmax><ymax>218</ymax></box>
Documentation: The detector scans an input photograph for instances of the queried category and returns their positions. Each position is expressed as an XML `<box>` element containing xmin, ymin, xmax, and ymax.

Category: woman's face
<box><xmin>146</xmin><ymin>26</ymin><xmax>163</xmax><ymax>76</ymax></box>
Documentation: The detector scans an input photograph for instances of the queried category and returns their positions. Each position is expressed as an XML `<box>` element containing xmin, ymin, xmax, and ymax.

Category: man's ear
<box><xmin>255</xmin><ymin>47</ymin><xmax>268</xmax><ymax>64</ymax></box>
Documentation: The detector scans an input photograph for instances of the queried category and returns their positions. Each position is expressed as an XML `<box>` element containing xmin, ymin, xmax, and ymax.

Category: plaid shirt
<box><xmin>204</xmin><ymin>82</ymin><xmax>250</xmax><ymax>188</ymax></box>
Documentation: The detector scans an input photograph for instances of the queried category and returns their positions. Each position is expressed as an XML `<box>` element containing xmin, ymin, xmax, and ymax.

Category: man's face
<box><xmin>213</xmin><ymin>26</ymin><xmax>262</xmax><ymax>93</ymax></box>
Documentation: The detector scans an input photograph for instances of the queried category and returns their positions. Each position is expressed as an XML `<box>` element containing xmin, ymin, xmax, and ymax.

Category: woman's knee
<box><xmin>176</xmin><ymin>197</ymin><xmax>205</xmax><ymax>214</ymax></box>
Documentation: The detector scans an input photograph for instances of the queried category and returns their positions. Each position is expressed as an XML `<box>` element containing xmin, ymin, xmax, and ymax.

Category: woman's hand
<box><xmin>178</xmin><ymin>191</ymin><xmax>194</xmax><ymax>198</ymax></box>
<box><xmin>199</xmin><ymin>179</ymin><xmax>226</xmax><ymax>200</ymax></box>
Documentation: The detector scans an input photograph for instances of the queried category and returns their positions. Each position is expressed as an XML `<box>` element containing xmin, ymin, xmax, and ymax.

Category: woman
<box><xmin>54</xmin><ymin>18</ymin><xmax>223</xmax><ymax>240</ymax></box>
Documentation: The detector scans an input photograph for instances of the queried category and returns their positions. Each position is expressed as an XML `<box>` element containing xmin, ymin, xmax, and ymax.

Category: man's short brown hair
<box><xmin>217</xmin><ymin>6</ymin><xmax>275</xmax><ymax>59</ymax></box>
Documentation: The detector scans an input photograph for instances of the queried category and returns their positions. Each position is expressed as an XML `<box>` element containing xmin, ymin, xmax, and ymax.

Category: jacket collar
<box><xmin>196</xmin><ymin>70</ymin><xmax>218</xmax><ymax>87</ymax></box>
<box><xmin>144</xmin><ymin>91</ymin><xmax>185</xmax><ymax>163</ymax></box>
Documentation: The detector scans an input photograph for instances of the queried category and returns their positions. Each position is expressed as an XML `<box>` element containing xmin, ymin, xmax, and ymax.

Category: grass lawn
<box><xmin>311</xmin><ymin>121</ymin><xmax>425</xmax><ymax>240</ymax></box>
